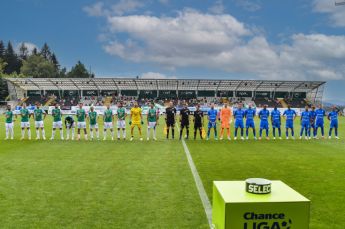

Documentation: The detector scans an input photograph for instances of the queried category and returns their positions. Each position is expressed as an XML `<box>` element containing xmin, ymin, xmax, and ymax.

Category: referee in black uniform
<box><xmin>193</xmin><ymin>104</ymin><xmax>204</xmax><ymax>140</ymax></box>
<box><xmin>165</xmin><ymin>101</ymin><xmax>176</xmax><ymax>139</ymax></box>
<box><xmin>179</xmin><ymin>103</ymin><xmax>191</xmax><ymax>140</ymax></box>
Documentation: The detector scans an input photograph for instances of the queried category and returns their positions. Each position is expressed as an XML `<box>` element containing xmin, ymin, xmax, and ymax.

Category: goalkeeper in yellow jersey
<box><xmin>129</xmin><ymin>101</ymin><xmax>143</xmax><ymax>141</ymax></box>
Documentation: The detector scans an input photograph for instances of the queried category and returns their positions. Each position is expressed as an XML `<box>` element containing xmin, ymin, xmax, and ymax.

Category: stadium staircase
<box><xmin>45</xmin><ymin>97</ymin><xmax>56</xmax><ymax>106</ymax></box>
<box><xmin>278</xmin><ymin>98</ymin><xmax>288</xmax><ymax>108</ymax></box>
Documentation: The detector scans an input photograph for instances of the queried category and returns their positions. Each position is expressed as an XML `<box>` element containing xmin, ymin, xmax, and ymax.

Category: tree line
<box><xmin>0</xmin><ymin>40</ymin><xmax>94</xmax><ymax>78</ymax></box>
<box><xmin>0</xmin><ymin>40</ymin><xmax>94</xmax><ymax>101</ymax></box>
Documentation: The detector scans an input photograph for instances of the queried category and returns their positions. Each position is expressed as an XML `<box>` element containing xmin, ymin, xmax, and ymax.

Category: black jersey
<box><xmin>194</xmin><ymin>110</ymin><xmax>203</xmax><ymax>124</ymax></box>
<box><xmin>166</xmin><ymin>107</ymin><xmax>176</xmax><ymax>121</ymax></box>
<box><xmin>180</xmin><ymin>108</ymin><xmax>190</xmax><ymax>123</ymax></box>
<box><xmin>65</xmin><ymin>116</ymin><xmax>74</xmax><ymax>128</ymax></box>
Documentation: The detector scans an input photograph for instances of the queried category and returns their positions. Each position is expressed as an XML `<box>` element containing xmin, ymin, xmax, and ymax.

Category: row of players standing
<box><xmin>165</xmin><ymin>102</ymin><xmax>340</xmax><ymax>140</ymax></box>
<box><xmin>4</xmin><ymin>101</ymin><xmax>340</xmax><ymax>141</ymax></box>
<box><xmin>3</xmin><ymin>101</ymin><xmax>160</xmax><ymax>141</ymax></box>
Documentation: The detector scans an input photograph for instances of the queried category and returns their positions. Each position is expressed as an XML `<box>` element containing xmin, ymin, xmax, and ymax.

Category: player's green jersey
<box><xmin>20</xmin><ymin>108</ymin><xmax>30</xmax><ymax>122</ymax></box>
<box><xmin>34</xmin><ymin>108</ymin><xmax>44</xmax><ymax>121</ymax></box>
<box><xmin>52</xmin><ymin>108</ymin><xmax>62</xmax><ymax>122</ymax></box>
<box><xmin>5</xmin><ymin>111</ymin><xmax>13</xmax><ymax>123</ymax></box>
<box><xmin>104</xmin><ymin>109</ymin><xmax>113</xmax><ymax>122</ymax></box>
<box><xmin>77</xmin><ymin>109</ymin><xmax>86</xmax><ymax>122</ymax></box>
<box><xmin>148</xmin><ymin>108</ymin><xmax>157</xmax><ymax>122</ymax></box>
<box><xmin>89</xmin><ymin>111</ymin><xmax>97</xmax><ymax>125</ymax></box>
<box><xmin>117</xmin><ymin>107</ymin><xmax>126</xmax><ymax>120</ymax></box>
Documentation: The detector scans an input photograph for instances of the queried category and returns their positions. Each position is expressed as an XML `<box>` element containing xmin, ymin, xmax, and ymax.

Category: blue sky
<box><xmin>1</xmin><ymin>0</ymin><xmax>345</xmax><ymax>103</ymax></box>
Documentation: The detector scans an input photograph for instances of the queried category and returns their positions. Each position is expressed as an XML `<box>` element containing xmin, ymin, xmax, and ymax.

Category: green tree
<box><xmin>19</xmin><ymin>43</ymin><xmax>29</xmax><ymax>60</ymax></box>
<box><xmin>4</xmin><ymin>41</ymin><xmax>21</xmax><ymax>74</ymax></box>
<box><xmin>0</xmin><ymin>41</ymin><xmax>5</xmax><ymax>58</ymax></box>
<box><xmin>21</xmin><ymin>54</ymin><xmax>59</xmax><ymax>78</ymax></box>
<box><xmin>59</xmin><ymin>67</ymin><xmax>67</xmax><ymax>78</ymax></box>
<box><xmin>40</xmin><ymin>43</ymin><xmax>52</xmax><ymax>61</ymax></box>
<box><xmin>32</xmin><ymin>47</ymin><xmax>38</xmax><ymax>55</ymax></box>
<box><xmin>0</xmin><ymin>58</ymin><xmax>7</xmax><ymax>74</ymax></box>
<box><xmin>51</xmin><ymin>53</ymin><xmax>60</xmax><ymax>69</ymax></box>
<box><xmin>67</xmin><ymin>61</ymin><xmax>93</xmax><ymax>78</ymax></box>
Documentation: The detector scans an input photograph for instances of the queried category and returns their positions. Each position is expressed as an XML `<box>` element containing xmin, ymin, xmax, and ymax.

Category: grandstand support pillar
<box><xmin>309</xmin><ymin>83</ymin><xmax>325</xmax><ymax>106</ymax></box>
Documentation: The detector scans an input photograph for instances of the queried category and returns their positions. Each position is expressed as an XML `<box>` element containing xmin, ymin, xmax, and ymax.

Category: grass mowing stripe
<box><xmin>0</xmin><ymin>116</ymin><xmax>209</xmax><ymax>228</ymax></box>
<box><xmin>186</xmin><ymin>117</ymin><xmax>345</xmax><ymax>229</ymax></box>
<box><xmin>177</xmin><ymin>124</ymin><xmax>213</xmax><ymax>228</ymax></box>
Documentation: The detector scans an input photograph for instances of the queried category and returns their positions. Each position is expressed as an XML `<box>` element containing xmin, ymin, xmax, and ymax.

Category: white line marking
<box><xmin>177</xmin><ymin>125</ymin><xmax>213</xmax><ymax>228</ymax></box>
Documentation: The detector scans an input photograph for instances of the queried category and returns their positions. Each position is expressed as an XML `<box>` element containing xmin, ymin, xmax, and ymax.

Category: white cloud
<box><xmin>84</xmin><ymin>0</ymin><xmax>144</xmax><ymax>17</ymax></box>
<box><xmin>83</xmin><ymin>2</ymin><xmax>108</xmax><ymax>17</ymax></box>
<box><xmin>111</xmin><ymin>0</ymin><xmax>144</xmax><ymax>16</ymax></box>
<box><xmin>106</xmin><ymin>10</ymin><xmax>251</xmax><ymax>50</ymax></box>
<box><xmin>158</xmin><ymin>0</ymin><xmax>169</xmax><ymax>5</ymax></box>
<box><xmin>86</xmin><ymin>7</ymin><xmax>345</xmax><ymax>81</ymax></box>
<box><xmin>235</xmin><ymin>0</ymin><xmax>261</xmax><ymax>12</ymax></box>
<box><xmin>313</xmin><ymin>0</ymin><xmax>345</xmax><ymax>27</ymax></box>
<box><xmin>209</xmin><ymin>0</ymin><xmax>225</xmax><ymax>14</ymax></box>
<box><xmin>141</xmin><ymin>72</ymin><xmax>177</xmax><ymax>79</ymax></box>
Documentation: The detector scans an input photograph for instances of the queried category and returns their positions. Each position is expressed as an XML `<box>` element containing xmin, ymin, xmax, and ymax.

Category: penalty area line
<box><xmin>178</xmin><ymin>126</ymin><xmax>212</xmax><ymax>228</ymax></box>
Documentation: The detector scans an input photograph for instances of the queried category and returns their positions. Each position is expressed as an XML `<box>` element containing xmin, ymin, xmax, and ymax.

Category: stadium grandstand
<box><xmin>4</xmin><ymin>78</ymin><xmax>325</xmax><ymax>108</ymax></box>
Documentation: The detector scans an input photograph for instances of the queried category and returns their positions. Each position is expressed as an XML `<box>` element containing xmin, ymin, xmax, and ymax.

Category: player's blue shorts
<box><xmin>235</xmin><ymin>121</ymin><xmax>244</xmax><ymax>129</ymax></box>
<box><xmin>260</xmin><ymin>121</ymin><xmax>269</xmax><ymax>129</ymax></box>
<box><xmin>310</xmin><ymin>123</ymin><xmax>315</xmax><ymax>129</ymax></box>
<box><xmin>272</xmin><ymin>121</ymin><xmax>281</xmax><ymax>128</ymax></box>
<box><xmin>246</xmin><ymin>121</ymin><xmax>255</xmax><ymax>128</ymax></box>
<box><xmin>315</xmin><ymin>121</ymin><xmax>324</xmax><ymax>128</ymax></box>
<box><xmin>208</xmin><ymin>121</ymin><xmax>217</xmax><ymax>129</ymax></box>
<box><xmin>286</xmin><ymin>121</ymin><xmax>294</xmax><ymax>129</ymax></box>
<box><xmin>330</xmin><ymin>121</ymin><xmax>338</xmax><ymax>129</ymax></box>
<box><xmin>301</xmin><ymin>122</ymin><xmax>310</xmax><ymax>129</ymax></box>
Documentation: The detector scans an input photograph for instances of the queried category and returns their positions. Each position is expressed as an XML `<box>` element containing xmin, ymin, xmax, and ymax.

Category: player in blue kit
<box><xmin>258</xmin><ymin>105</ymin><xmax>270</xmax><ymax>140</ymax></box>
<box><xmin>234</xmin><ymin>103</ymin><xmax>245</xmax><ymax>140</ymax></box>
<box><xmin>315</xmin><ymin>104</ymin><xmax>326</xmax><ymax>139</ymax></box>
<box><xmin>308</xmin><ymin>106</ymin><xmax>317</xmax><ymax>139</ymax></box>
<box><xmin>283</xmin><ymin>105</ymin><xmax>297</xmax><ymax>139</ymax></box>
<box><xmin>244</xmin><ymin>104</ymin><xmax>257</xmax><ymax>140</ymax></box>
<box><xmin>207</xmin><ymin>103</ymin><xmax>218</xmax><ymax>140</ymax></box>
<box><xmin>328</xmin><ymin>106</ymin><xmax>339</xmax><ymax>139</ymax></box>
<box><xmin>271</xmin><ymin>106</ymin><xmax>282</xmax><ymax>140</ymax></box>
<box><xmin>300</xmin><ymin>106</ymin><xmax>310</xmax><ymax>140</ymax></box>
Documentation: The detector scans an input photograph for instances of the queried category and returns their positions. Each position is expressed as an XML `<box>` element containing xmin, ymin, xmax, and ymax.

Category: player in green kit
<box><xmin>19</xmin><ymin>103</ymin><xmax>31</xmax><ymax>140</ymax></box>
<box><xmin>33</xmin><ymin>102</ymin><xmax>47</xmax><ymax>140</ymax></box>
<box><xmin>103</xmin><ymin>104</ymin><xmax>114</xmax><ymax>140</ymax></box>
<box><xmin>88</xmin><ymin>106</ymin><xmax>99</xmax><ymax>140</ymax></box>
<box><xmin>4</xmin><ymin>105</ymin><xmax>15</xmax><ymax>140</ymax></box>
<box><xmin>116</xmin><ymin>102</ymin><xmax>127</xmax><ymax>140</ymax></box>
<box><xmin>147</xmin><ymin>103</ymin><xmax>159</xmax><ymax>141</ymax></box>
<box><xmin>51</xmin><ymin>103</ymin><xmax>64</xmax><ymax>140</ymax></box>
<box><xmin>76</xmin><ymin>103</ymin><xmax>88</xmax><ymax>140</ymax></box>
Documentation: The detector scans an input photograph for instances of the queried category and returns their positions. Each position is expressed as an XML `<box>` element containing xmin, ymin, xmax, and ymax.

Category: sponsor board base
<box><xmin>212</xmin><ymin>181</ymin><xmax>310</xmax><ymax>229</ymax></box>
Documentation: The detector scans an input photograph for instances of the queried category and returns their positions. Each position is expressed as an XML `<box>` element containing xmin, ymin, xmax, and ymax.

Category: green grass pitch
<box><xmin>0</xmin><ymin>115</ymin><xmax>343</xmax><ymax>228</ymax></box>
